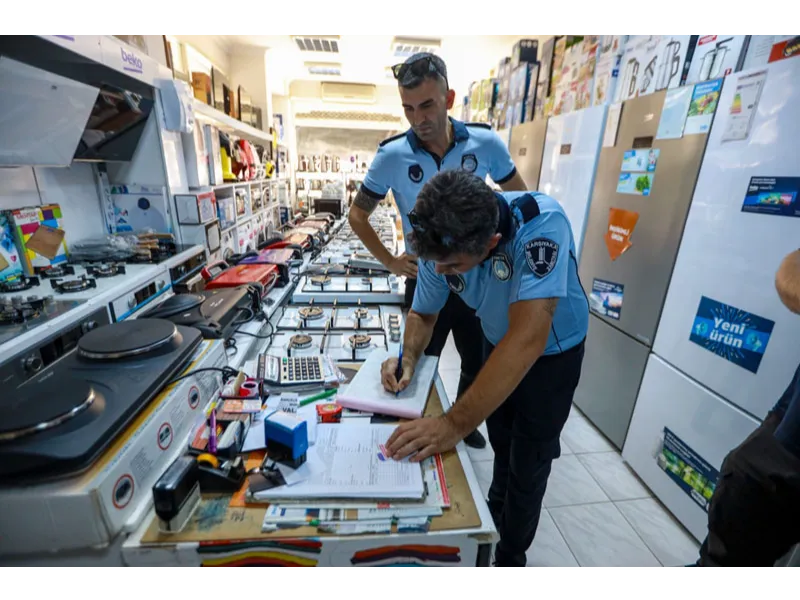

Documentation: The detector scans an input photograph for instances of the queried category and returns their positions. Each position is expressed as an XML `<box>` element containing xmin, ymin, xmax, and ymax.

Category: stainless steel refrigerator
<box><xmin>509</xmin><ymin>118</ymin><xmax>548</xmax><ymax>189</ymax></box>
<box><xmin>574</xmin><ymin>88</ymin><xmax>715</xmax><ymax>449</ymax></box>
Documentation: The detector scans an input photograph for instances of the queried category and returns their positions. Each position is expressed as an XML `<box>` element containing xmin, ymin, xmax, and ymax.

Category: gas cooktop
<box><xmin>0</xmin><ymin>295</ymin><xmax>86</xmax><ymax>348</ymax></box>
<box><xmin>277</xmin><ymin>302</ymin><xmax>401</xmax><ymax>336</ymax></box>
<box><xmin>0</xmin><ymin>319</ymin><xmax>202</xmax><ymax>483</ymax></box>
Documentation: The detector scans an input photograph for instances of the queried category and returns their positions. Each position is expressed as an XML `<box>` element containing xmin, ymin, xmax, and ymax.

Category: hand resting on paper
<box><xmin>384</xmin><ymin>415</ymin><xmax>461</xmax><ymax>462</ymax></box>
<box><xmin>380</xmin><ymin>356</ymin><xmax>416</xmax><ymax>393</ymax></box>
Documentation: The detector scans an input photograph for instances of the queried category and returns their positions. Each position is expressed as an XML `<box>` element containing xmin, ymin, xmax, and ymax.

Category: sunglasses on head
<box><xmin>392</xmin><ymin>55</ymin><xmax>448</xmax><ymax>87</ymax></box>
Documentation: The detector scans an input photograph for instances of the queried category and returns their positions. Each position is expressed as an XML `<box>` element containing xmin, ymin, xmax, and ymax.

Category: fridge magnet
<box><xmin>741</xmin><ymin>176</ymin><xmax>800</xmax><ymax>218</ymax></box>
<box><xmin>689</xmin><ymin>296</ymin><xmax>775</xmax><ymax>374</ymax></box>
<box><xmin>684</xmin><ymin>79</ymin><xmax>723</xmax><ymax>136</ymax></box>
<box><xmin>617</xmin><ymin>172</ymin><xmax>655</xmax><ymax>196</ymax></box>
<box><xmin>721</xmin><ymin>70</ymin><xmax>767</xmax><ymax>143</ymax></box>
<box><xmin>589</xmin><ymin>279</ymin><xmax>624</xmax><ymax>320</ymax></box>
<box><xmin>655</xmin><ymin>427</ymin><xmax>719</xmax><ymax>512</ymax></box>
<box><xmin>604</xmin><ymin>208</ymin><xmax>639</xmax><ymax>261</ymax></box>
<box><xmin>655</xmin><ymin>86</ymin><xmax>693</xmax><ymax>140</ymax></box>
<box><xmin>620</xmin><ymin>148</ymin><xmax>659</xmax><ymax>173</ymax></box>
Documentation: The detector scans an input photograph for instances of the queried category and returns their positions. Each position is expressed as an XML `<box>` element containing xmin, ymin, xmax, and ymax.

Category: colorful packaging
<box><xmin>0</xmin><ymin>212</ymin><xmax>24</xmax><ymax>281</ymax></box>
<box><xmin>7</xmin><ymin>204</ymin><xmax>69</xmax><ymax>275</ymax></box>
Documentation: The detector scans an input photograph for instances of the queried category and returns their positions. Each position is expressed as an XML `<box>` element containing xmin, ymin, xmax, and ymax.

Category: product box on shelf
<box><xmin>523</xmin><ymin>63</ymin><xmax>540</xmax><ymax>123</ymax></box>
<box><xmin>107</xmin><ymin>185</ymin><xmax>172</xmax><ymax>234</ymax></box>
<box><xmin>0</xmin><ymin>340</ymin><xmax>226</xmax><ymax>556</ymax></box>
<box><xmin>534</xmin><ymin>37</ymin><xmax>558</xmax><ymax>119</ymax></box>
<box><xmin>203</xmin><ymin>124</ymin><xmax>224</xmax><ymax>186</ymax></box>
<box><xmin>176</xmin><ymin>191</ymin><xmax>217</xmax><ymax>225</ymax></box>
<box><xmin>181</xmin><ymin>221</ymin><xmax>220</xmax><ymax>255</ymax></box>
<box><xmin>182</xmin><ymin>124</ymin><xmax>210</xmax><ymax>189</ymax></box>
<box><xmin>512</xmin><ymin>39</ymin><xmax>539</xmax><ymax>68</ymax></box>
<box><xmin>216</xmin><ymin>196</ymin><xmax>236</xmax><ymax>231</ymax></box>
<box><xmin>685</xmin><ymin>35</ymin><xmax>749</xmax><ymax>84</ymax></box>
<box><xmin>6</xmin><ymin>204</ymin><xmax>69</xmax><ymax>275</ymax></box>
<box><xmin>0</xmin><ymin>212</ymin><xmax>23</xmax><ymax>281</ymax></box>
<box><xmin>593</xmin><ymin>35</ymin><xmax>627</xmax><ymax>106</ymax></box>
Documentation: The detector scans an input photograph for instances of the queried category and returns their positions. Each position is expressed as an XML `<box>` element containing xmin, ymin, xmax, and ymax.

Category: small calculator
<box><xmin>258</xmin><ymin>354</ymin><xmax>326</xmax><ymax>386</ymax></box>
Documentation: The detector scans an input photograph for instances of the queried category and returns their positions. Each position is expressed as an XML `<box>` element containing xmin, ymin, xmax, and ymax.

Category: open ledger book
<box><xmin>251</xmin><ymin>423</ymin><xmax>425</xmax><ymax>501</ymax></box>
<box><xmin>336</xmin><ymin>349</ymin><xmax>439</xmax><ymax>419</ymax></box>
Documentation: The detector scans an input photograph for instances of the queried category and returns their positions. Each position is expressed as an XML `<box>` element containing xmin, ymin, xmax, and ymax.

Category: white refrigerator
<box><xmin>537</xmin><ymin>105</ymin><xmax>608</xmax><ymax>261</ymax></box>
<box><xmin>623</xmin><ymin>57</ymin><xmax>800</xmax><ymax>542</ymax></box>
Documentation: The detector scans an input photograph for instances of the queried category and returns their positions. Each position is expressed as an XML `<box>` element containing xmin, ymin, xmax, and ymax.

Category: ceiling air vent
<box><xmin>391</xmin><ymin>37</ymin><xmax>441</xmax><ymax>58</ymax></box>
<box><xmin>306</xmin><ymin>62</ymin><xmax>342</xmax><ymax>76</ymax></box>
<box><xmin>293</xmin><ymin>36</ymin><xmax>340</xmax><ymax>53</ymax></box>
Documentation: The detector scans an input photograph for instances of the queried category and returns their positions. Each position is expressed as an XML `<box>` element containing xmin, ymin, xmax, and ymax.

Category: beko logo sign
<box><xmin>121</xmin><ymin>48</ymin><xmax>143</xmax><ymax>74</ymax></box>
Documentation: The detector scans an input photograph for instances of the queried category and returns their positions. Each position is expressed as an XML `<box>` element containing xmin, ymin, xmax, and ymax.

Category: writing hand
<box><xmin>380</xmin><ymin>356</ymin><xmax>415</xmax><ymax>393</ymax></box>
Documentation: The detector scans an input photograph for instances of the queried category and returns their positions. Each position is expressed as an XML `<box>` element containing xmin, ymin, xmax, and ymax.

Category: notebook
<box><xmin>335</xmin><ymin>350</ymin><xmax>439</xmax><ymax>419</ymax></box>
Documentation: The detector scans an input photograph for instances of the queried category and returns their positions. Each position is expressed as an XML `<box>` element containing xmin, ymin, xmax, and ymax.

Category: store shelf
<box><xmin>295</xmin><ymin>172</ymin><xmax>344</xmax><ymax>180</ymax></box>
<box><xmin>193</xmin><ymin>100</ymin><xmax>272</xmax><ymax>145</ymax></box>
<box><xmin>212</xmin><ymin>179</ymin><xmax>272</xmax><ymax>191</ymax></box>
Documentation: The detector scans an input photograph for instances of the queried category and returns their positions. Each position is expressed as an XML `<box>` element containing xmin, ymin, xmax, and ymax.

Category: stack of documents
<box><xmin>250</xmin><ymin>423</ymin><xmax>425</xmax><ymax>501</ymax></box>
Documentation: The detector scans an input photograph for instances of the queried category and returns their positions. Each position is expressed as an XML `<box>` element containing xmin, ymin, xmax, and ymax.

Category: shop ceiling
<box><xmin>206</xmin><ymin>35</ymin><xmax>549</xmax><ymax>93</ymax></box>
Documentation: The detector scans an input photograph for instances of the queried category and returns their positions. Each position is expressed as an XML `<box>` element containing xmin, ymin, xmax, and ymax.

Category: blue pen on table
<box><xmin>395</xmin><ymin>346</ymin><xmax>403</xmax><ymax>398</ymax></box>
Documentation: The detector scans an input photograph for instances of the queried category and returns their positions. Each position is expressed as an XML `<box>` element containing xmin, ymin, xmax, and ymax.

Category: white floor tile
<box><xmin>527</xmin><ymin>509</ymin><xmax>579</xmax><ymax>567</ymax></box>
<box><xmin>568</xmin><ymin>404</ymin><xmax>587</xmax><ymax>422</ymax></box>
<box><xmin>560</xmin><ymin>436</ymin><xmax>574</xmax><ymax>455</ymax></box>
<box><xmin>549</xmin><ymin>503</ymin><xmax>661</xmax><ymax>566</ymax></box>
<box><xmin>472</xmin><ymin>459</ymin><xmax>493</xmax><ymax>498</ymax></box>
<box><xmin>438</xmin><ymin>368</ymin><xmax>460</xmax><ymax>402</ymax></box>
<box><xmin>578</xmin><ymin>452</ymin><xmax>653</xmax><ymax>502</ymax></box>
<box><xmin>561</xmin><ymin>414</ymin><xmax>616</xmax><ymax>454</ymax></box>
<box><xmin>466</xmin><ymin>422</ymin><xmax>494</xmax><ymax>463</ymax></box>
<box><xmin>616</xmin><ymin>499</ymin><xmax>700</xmax><ymax>567</ymax></box>
<box><xmin>543</xmin><ymin>455</ymin><xmax>609</xmax><ymax>508</ymax></box>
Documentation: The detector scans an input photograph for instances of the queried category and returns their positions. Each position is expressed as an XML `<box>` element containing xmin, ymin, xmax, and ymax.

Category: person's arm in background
<box><xmin>486</xmin><ymin>130</ymin><xmax>528</xmax><ymax>192</ymax></box>
<box><xmin>776</xmin><ymin>249</ymin><xmax>800</xmax><ymax>315</ymax></box>
<box><xmin>348</xmin><ymin>146</ymin><xmax>417</xmax><ymax>278</ymax></box>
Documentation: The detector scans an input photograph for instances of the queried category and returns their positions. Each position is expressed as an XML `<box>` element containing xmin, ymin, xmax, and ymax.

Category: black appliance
<box><xmin>0</xmin><ymin>36</ymin><xmax>156</xmax><ymax>164</ymax></box>
<box><xmin>0</xmin><ymin>303</ymin><xmax>110</xmax><ymax>388</ymax></box>
<box><xmin>140</xmin><ymin>287</ymin><xmax>255</xmax><ymax>339</ymax></box>
<box><xmin>0</xmin><ymin>319</ymin><xmax>202</xmax><ymax>483</ymax></box>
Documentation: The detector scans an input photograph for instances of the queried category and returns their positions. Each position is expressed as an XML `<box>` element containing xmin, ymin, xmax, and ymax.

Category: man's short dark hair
<box><xmin>395</xmin><ymin>52</ymin><xmax>448</xmax><ymax>92</ymax></box>
<box><xmin>409</xmin><ymin>170</ymin><xmax>499</xmax><ymax>261</ymax></box>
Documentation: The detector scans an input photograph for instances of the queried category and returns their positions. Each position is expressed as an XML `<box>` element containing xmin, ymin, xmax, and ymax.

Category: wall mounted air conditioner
<box><xmin>320</xmin><ymin>82</ymin><xmax>376</xmax><ymax>104</ymax></box>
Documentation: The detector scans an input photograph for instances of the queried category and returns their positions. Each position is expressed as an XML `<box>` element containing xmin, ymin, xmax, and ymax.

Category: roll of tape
<box><xmin>196</xmin><ymin>453</ymin><xmax>220</xmax><ymax>469</ymax></box>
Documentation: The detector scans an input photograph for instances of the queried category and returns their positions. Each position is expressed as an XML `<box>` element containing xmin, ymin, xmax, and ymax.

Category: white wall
<box><xmin>229</xmin><ymin>46</ymin><xmax>270</xmax><ymax>119</ymax></box>
<box><xmin>176</xmin><ymin>35</ymin><xmax>232</xmax><ymax>75</ymax></box>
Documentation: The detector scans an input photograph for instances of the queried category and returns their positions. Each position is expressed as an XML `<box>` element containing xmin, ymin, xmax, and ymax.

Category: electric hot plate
<box><xmin>0</xmin><ymin>319</ymin><xmax>203</xmax><ymax>483</ymax></box>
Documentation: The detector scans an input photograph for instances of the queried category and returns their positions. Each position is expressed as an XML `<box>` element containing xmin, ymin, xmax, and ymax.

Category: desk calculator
<box><xmin>258</xmin><ymin>354</ymin><xmax>326</xmax><ymax>386</ymax></box>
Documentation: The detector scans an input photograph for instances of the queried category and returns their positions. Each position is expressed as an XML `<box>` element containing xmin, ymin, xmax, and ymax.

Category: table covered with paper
<box><xmin>122</xmin><ymin>351</ymin><xmax>497</xmax><ymax>567</ymax></box>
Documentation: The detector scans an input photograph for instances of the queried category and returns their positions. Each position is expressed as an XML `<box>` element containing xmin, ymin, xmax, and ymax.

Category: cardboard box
<box><xmin>512</xmin><ymin>39</ymin><xmax>539</xmax><ymax>68</ymax></box>
<box><xmin>0</xmin><ymin>341</ymin><xmax>226</xmax><ymax>556</ymax></box>
<box><xmin>7</xmin><ymin>204</ymin><xmax>69</xmax><ymax>275</ymax></box>
<box><xmin>191</xmin><ymin>72</ymin><xmax>212</xmax><ymax>105</ymax></box>
<box><xmin>0</xmin><ymin>212</ymin><xmax>23</xmax><ymax>281</ymax></box>
<box><xmin>176</xmin><ymin>191</ymin><xmax>217</xmax><ymax>225</ymax></box>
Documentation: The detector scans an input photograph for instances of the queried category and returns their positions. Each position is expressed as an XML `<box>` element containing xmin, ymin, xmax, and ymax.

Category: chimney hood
<box><xmin>0</xmin><ymin>36</ymin><xmax>156</xmax><ymax>167</ymax></box>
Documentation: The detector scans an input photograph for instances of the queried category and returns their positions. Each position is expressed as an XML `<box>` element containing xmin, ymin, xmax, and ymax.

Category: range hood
<box><xmin>0</xmin><ymin>36</ymin><xmax>155</xmax><ymax>167</ymax></box>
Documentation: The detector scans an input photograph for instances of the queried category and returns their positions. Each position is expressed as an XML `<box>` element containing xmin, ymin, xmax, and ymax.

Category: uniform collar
<box><xmin>481</xmin><ymin>193</ymin><xmax>514</xmax><ymax>266</ymax></box>
<box><xmin>406</xmin><ymin>117</ymin><xmax>469</xmax><ymax>153</ymax></box>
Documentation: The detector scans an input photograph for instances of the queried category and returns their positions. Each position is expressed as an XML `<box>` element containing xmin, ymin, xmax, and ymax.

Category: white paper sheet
<box><xmin>251</xmin><ymin>423</ymin><xmax>425</xmax><ymax>501</ymax></box>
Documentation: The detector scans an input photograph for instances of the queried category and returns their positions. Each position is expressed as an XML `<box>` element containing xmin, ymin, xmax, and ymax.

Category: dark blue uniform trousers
<box><xmin>483</xmin><ymin>337</ymin><xmax>585</xmax><ymax>567</ymax></box>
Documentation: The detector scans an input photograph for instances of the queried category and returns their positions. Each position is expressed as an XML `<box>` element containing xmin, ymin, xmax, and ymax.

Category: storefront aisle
<box><xmin>438</xmin><ymin>336</ymin><xmax>701</xmax><ymax>567</ymax></box>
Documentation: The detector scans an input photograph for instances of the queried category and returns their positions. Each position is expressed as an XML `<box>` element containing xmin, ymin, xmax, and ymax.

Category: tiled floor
<box><xmin>438</xmin><ymin>335</ymin><xmax>700</xmax><ymax>567</ymax></box>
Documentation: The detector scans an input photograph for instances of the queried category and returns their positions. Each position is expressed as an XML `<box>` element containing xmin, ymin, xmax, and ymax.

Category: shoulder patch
<box><xmin>445</xmin><ymin>274</ymin><xmax>466</xmax><ymax>294</ymax></box>
<box><xmin>379</xmin><ymin>132</ymin><xmax>406</xmax><ymax>148</ymax></box>
<box><xmin>524</xmin><ymin>238</ymin><xmax>559</xmax><ymax>278</ymax></box>
<box><xmin>465</xmin><ymin>122</ymin><xmax>492</xmax><ymax>130</ymax></box>
<box><xmin>511</xmin><ymin>193</ymin><xmax>541</xmax><ymax>224</ymax></box>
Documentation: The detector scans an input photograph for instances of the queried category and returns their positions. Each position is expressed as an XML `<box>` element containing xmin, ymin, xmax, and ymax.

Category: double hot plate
<box><xmin>0</xmin><ymin>319</ymin><xmax>202</xmax><ymax>483</ymax></box>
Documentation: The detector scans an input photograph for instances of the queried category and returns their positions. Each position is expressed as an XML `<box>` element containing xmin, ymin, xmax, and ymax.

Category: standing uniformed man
<box><xmin>381</xmin><ymin>169</ymin><xmax>589</xmax><ymax>567</ymax></box>
<box><xmin>349</xmin><ymin>52</ymin><xmax>527</xmax><ymax>449</ymax></box>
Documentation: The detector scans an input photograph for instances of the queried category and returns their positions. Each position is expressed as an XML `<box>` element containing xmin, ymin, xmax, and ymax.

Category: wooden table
<box><xmin>122</xmin><ymin>376</ymin><xmax>498</xmax><ymax>567</ymax></box>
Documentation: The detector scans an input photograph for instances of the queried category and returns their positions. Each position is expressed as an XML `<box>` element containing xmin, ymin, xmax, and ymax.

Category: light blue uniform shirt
<box><xmin>360</xmin><ymin>118</ymin><xmax>518</xmax><ymax>239</ymax></box>
<box><xmin>411</xmin><ymin>192</ymin><xmax>589</xmax><ymax>354</ymax></box>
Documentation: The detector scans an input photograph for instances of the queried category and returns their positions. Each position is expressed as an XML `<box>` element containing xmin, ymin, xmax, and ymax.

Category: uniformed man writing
<box><xmin>381</xmin><ymin>169</ymin><xmax>589</xmax><ymax>567</ymax></box>
<box><xmin>349</xmin><ymin>52</ymin><xmax>527</xmax><ymax>449</ymax></box>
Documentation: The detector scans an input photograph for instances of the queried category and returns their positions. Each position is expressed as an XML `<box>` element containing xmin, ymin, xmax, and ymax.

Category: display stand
<box><xmin>121</xmin><ymin>376</ymin><xmax>498</xmax><ymax>567</ymax></box>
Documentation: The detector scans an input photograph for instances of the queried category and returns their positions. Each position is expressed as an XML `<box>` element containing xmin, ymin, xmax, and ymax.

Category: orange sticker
<box><xmin>604</xmin><ymin>208</ymin><xmax>639</xmax><ymax>261</ymax></box>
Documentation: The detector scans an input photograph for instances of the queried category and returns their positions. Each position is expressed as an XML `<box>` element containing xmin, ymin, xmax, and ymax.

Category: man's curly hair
<box><xmin>408</xmin><ymin>170</ymin><xmax>499</xmax><ymax>261</ymax></box>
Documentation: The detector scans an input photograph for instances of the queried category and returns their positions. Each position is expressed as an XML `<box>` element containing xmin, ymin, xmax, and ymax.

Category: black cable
<box><xmin>234</xmin><ymin>320</ymin><xmax>275</xmax><ymax>340</ymax></box>
<box><xmin>167</xmin><ymin>366</ymin><xmax>238</xmax><ymax>386</ymax></box>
